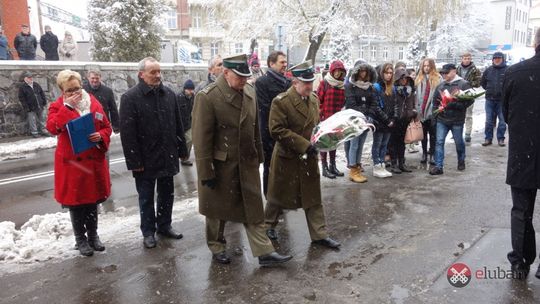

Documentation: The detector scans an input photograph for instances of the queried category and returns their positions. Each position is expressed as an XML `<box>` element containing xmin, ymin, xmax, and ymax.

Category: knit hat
<box><xmin>251</xmin><ymin>59</ymin><xmax>260</xmax><ymax>66</ymax></box>
<box><xmin>183</xmin><ymin>79</ymin><xmax>195</xmax><ymax>90</ymax></box>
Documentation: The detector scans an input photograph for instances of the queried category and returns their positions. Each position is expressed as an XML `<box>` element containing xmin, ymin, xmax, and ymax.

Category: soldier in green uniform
<box><xmin>191</xmin><ymin>54</ymin><xmax>292</xmax><ymax>266</ymax></box>
<box><xmin>265</xmin><ymin>61</ymin><xmax>341</xmax><ymax>249</ymax></box>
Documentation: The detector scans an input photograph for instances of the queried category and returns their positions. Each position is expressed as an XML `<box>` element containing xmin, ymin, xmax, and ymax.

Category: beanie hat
<box><xmin>183</xmin><ymin>79</ymin><xmax>195</xmax><ymax>90</ymax></box>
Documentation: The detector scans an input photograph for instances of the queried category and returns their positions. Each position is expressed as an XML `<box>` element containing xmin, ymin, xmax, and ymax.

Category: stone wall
<box><xmin>0</xmin><ymin>61</ymin><xmax>207</xmax><ymax>138</ymax></box>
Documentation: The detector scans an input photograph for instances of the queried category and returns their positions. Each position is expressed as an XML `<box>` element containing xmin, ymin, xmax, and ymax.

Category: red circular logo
<box><xmin>447</xmin><ymin>263</ymin><xmax>472</xmax><ymax>288</ymax></box>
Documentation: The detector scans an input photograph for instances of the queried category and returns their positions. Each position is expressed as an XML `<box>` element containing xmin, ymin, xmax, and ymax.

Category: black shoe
<box><xmin>498</xmin><ymin>140</ymin><xmax>506</xmax><ymax>147</ymax></box>
<box><xmin>213</xmin><ymin>251</ymin><xmax>231</xmax><ymax>264</ymax></box>
<box><xmin>181</xmin><ymin>160</ymin><xmax>193</xmax><ymax>166</ymax></box>
<box><xmin>266</xmin><ymin>228</ymin><xmax>278</xmax><ymax>240</ymax></box>
<box><xmin>429</xmin><ymin>166</ymin><xmax>444</xmax><ymax>175</ymax></box>
<box><xmin>312</xmin><ymin>237</ymin><xmax>341</xmax><ymax>249</ymax></box>
<box><xmin>322</xmin><ymin>163</ymin><xmax>336</xmax><ymax>179</ymax></box>
<box><xmin>457</xmin><ymin>161</ymin><xmax>466</xmax><ymax>171</ymax></box>
<box><xmin>77</xmin><ymin>239</ymin><xmax>94</xmax><ymax>256</ymax></box>
<box><xmin>329</xmin><ymin>162</ymin><xmax>344</xmax><ymax>177</ymax></box>
<box><xmin>258</xmin><ymin>252</ymin><xmax>293</xmax><ymax>266</ymax></box>
<box><xmin>88</xmin><ymin>235</ymin><xmax>105</xmax><ymax>251</ymax></box>
<box><xmin>157</xmin><ymin>228</ymin><xmax>183</xmax><ymax>239</ymax></box>
<box><xmin>420</xmin><ymin>153</ymin><xmax>427</xmax><ymax>164</ymax></box>
<box><xmin>143</xmin><ymin>235</ymin><xmax>157</xmax><ymax>248</ymax></box>
<box><xmin>399</xmin><ymin>162</ymin><xmax>412</xmax><ymax>173</ymax></box>
<box><xmin>465</xmin><ymin>135</ymin><xmax>471</xmax><ymax>143</ymax></box>
<box><xmin>390</xmin><ymin>165</ymin><xmax>402</xmax><ymax>174</ymax></box>
<box><xmin>511</xmin><ymin>263</ymin><xmax>530</xmax><ymax>280</ymax></box>
<box><xmin>482</xmin><ymin>140</ymin><xmax>492</xmax><ymax>147</ymax></box>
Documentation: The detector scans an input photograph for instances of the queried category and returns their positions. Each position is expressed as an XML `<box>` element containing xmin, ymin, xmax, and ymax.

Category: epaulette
<box><xmin>200</xmin><ymin>83</ymin><xmax>217</xmax><ymax>95</ymax></box>
<box><xmin>274</xmin><ymin>91</ymin><xmax>288</xmax><ymax>101</ymax></box>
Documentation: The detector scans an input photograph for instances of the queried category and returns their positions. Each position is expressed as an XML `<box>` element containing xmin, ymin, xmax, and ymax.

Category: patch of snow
<box><xmin>0</xmin><ymin>137</ymin><xmax>57</xmax><ymax>159</ymax></box>
<box><xmin>0</xmin><ymin>197</ymin><xmax>201</xmax><ymax>274</ymax></box>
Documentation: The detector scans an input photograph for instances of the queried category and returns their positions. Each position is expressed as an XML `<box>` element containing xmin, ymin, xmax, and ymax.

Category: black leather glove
<box><xmin>202</xmin><ymin>178</ymin><xmax>217</xmax><ymax>189</ymax></box>
<box><xmin>305</xmin><ymin>144</ymin><xmax>318</xmax><ymax>157</ymax></box>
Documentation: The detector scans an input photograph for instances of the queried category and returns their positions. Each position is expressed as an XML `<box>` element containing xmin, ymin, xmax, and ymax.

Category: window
<box><xmin>359</xmin><ymin>46</ymin><xmax>365</xmax><ymax>59</ymax></box>
<box><xmin>398</xmin><ymin>46</ymin><xmax>404</xmax><ymax>60</ymax></box>
<box><xmin>524</xmin><ymin>13</ymin><xmax>528</xmax><ymax>23</ymax></box>
<box><xmin>371</xmin><ymin>45</ymin><xmax>377</xmax><ymax>60</ymax></box>
<box><xmin>235</xmin><ymin>43</ymin><xmax>243</xmax><ymax>54</ymax></box>
<box><xmin>383</xmin><ymin>46</ymin><xmax>388</xmax><ymax>60</ymax></box>
<box><xmin>211</xmin><ymin>42</ymin><xmax>219</xmax><ymax>57</ymax></box>
<box><xmin>192</xmin><ymin>10</ymin><xmax>201</xmax><ymax>28</ymax></box>
<box><xmin>166</xmin><ymin>9</ymin><xmax>177</xmax><ymax>29</ymax></box>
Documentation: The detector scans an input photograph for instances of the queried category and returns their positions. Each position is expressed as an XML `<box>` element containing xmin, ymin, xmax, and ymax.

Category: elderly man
<box><xmin>192</xmin><ymin>54</ymin><xmax>292</xmax><ymax>266</ymax></box>
<box><xmin>120</xmin><ymin>57</ymin><xmax>188</xmax><ymax>249</ymax></box>
<box><xmin>502</xmin><ymin>28</ymin><xmax>540</xmax><ymax>280</ymax></box>
<box><xmin>264</xmin><ymin>61</ymin><xmax>341</xmax><ymax>249</ymax></box>
<box><xmin>18</xmin><ymin>71</ymin><xmax>48</xmax><ymax>137</ymax></box>
<box><xmin>195</xmin><ymin>55</ymin><xmax>223</xmax><ymax>93</ymax></box>
<box><xmin>84</xmin><ymin>70</ymin><xmax>120</xmax><ymax>133</ymax></box>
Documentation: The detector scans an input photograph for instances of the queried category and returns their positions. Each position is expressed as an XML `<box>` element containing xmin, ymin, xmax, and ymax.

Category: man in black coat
<box><xmin>84</xmin><ymin>70</ymin><xmax>120</xmax><ymax>133</ymax></box>
<box><xmin>18</xmin><ymin>71</ymin><xmax>48</xmax><ymax>137</ymax></box>
<box><xmin>254</xmin><ymin>51</ymin><xmax>291</xmax><ymax>196</ymax></box>
<box><xmin>39</xmin><ymin>26</ymin><xmax>59</xmax><ymax>61</ymax></box>
<box><xmin>14</xmin><ymin>24</ymin><xmax>37</xmax><ymax>60</ymax></box>
<box><xmin>120</xmin><ymin>57</ymin><xmax>188</xmax><ymax>249</ymax></box>
<box><xmin>177</xmin><ymin>79</ymin><xmax>195</xmax><ymax>166</ymax></box>
<box><xmin>502</xmin><ymin>29</ymin><xmax>540</xmax><ymax>280</ymax></box>
<box><xmin>481</xmin><ymin>51</ymin><xmax>508</xmax><ymax>147</ymax></box>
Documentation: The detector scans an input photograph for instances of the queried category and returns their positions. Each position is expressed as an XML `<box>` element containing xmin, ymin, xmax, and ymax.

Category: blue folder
<box><xmin>66</xmin><ymin>113</ymin><xmax>97</xmax><ymax>154</ymax></box>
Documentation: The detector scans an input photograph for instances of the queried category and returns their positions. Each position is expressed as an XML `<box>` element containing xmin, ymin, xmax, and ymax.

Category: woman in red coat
<box><xmin>46</xmin><ymin>69</ymin><xmax>112</xmax><ymax>256</ymax></box>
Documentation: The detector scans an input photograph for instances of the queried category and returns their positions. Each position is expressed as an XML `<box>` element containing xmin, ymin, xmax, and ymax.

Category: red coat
<box><xmin>46</xmin><ymin>93</ymin><xmax>112</xmax><ymax>206</ymax></box>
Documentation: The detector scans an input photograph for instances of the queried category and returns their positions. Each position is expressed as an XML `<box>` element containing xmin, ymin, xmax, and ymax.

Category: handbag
<box><xmin>404</xmin><ymin>118</ymin><xmax>424</xmax><ymax>144</ymax></box>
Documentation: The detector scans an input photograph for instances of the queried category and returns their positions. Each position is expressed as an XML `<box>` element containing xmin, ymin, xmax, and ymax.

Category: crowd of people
<box><xmin>13</xmin><ymin>21</ymin><xmax>537</xmax><ymax>276</ymax></box>
<box><xmin>0</xmin><ymin>24</ymin><xmax>78</xmax><ymax>61</ymax></box>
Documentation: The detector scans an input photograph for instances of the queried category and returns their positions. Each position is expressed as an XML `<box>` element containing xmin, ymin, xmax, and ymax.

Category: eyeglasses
<box><xmin>64</xmin><ymin>87</ymin><xmax>81</xmax><ymax>93</ymax></box>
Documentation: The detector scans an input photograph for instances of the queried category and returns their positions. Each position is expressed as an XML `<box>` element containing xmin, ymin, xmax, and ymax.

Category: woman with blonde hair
<box><xmin>46</xmin><ymin>70</ymin><xmax>112</xmax><ymax>256</ymax></box>
<box><xmin>415</xmin><ymin>58</ymin><xmax>442</xmax><ymax>165</ymax></box>
<box><xmin>59</xmin><ymin>31</ymin><xmax>78</xmax><ymax>61</ymax></box>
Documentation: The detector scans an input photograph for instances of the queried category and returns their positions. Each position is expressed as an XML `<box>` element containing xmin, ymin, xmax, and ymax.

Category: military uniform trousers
<box><xmin>264</xmin><ymin>203</ymin><xmax>328</xmax><ymax>241</ymax></box>
<box><xmin>205</xmin><ymin>217</ymin><xmax>274</xmax><ymax>257</ymax></box>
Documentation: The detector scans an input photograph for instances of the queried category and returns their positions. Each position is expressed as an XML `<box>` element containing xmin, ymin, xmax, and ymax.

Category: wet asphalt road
<box><xmin>2</xmin><ymin>99</ymin><xmax>540</xmax><ymax>303</ymax></box>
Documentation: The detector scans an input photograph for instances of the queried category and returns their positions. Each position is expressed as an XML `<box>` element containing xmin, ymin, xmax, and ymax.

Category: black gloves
<box><xmin>305</xmin><ymin>144</ymin><xmax>318</xmax><ymax>157</ymax></box>
<box><xmin>202</xmin><ymin>178</ymin><xmax>217</xmax><ymax>189</ymax></box>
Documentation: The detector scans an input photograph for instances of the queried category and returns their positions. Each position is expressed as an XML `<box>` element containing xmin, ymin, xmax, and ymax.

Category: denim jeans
<box><xmin>372</xmin><ymin>131</ymin><xmax>391</xmax><ymax>165</ymax></box>
<box><xmin>347</xmin><ymin>130</ymin><xmax>368</xmax><ymax>166</ymax></box>
<box><xmin>27</xmin><ymin>108</ymin><xmax>46</xmax><ymax>135</ymax></box>
<box><xmin>434</xmin><ymin>121</ymin><xmax>465</xmax><ymax>168</ymax></box>
<box><xmin>484</xmin><ymin>99</ymin><xmax>506</xmax><ymax>141</ymax></box>
<box><xmin>135</xmin><ymin>176</ymin><xmax>174</xmax><ymax>237</ymax></box>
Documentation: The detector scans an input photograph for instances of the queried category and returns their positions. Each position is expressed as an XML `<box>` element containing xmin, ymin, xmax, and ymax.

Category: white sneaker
<box><xmin>373</xmin><ymin>164</ymin><xmax>385</xmax><ymax>178</ymax></box>
<box><xmin>381</xmin><ymin>164</ymin><xmax>393</xmax><ymax>178</ymax></box>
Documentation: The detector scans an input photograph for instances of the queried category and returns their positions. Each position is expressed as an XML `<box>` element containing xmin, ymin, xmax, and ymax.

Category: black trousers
<box><xmin>421</xmin><ymin>118</ymin><xmax>436</xmax><ymax>156</ymax></box>
<box><xmin>508</xmin><ymin>187</ymin><xmax>539</xmax><ymax>266</ymax></box>
<box><xmin>135</xmin><ymin>176</ymin><xmax>174</xmax><ymax>237</ymax></box>
<box><xmin>389</xmin><ymin>119</ymin><xmax>408</xmax><ymax>162</ymax></box>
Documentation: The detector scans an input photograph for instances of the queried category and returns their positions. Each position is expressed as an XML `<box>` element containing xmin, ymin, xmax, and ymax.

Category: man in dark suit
<box><xmin>502</xmin><ymin>28</ymin><xmax>540</xmax><ymax>280</ymax></box>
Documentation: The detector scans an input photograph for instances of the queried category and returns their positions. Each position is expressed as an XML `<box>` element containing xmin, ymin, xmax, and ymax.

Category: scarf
<box><xmin>74</xmin><ymin>90</ymin><xmax>91</xmax><ymax>115</ymax></box>
<box><xmin>324</xmin><ymin>73</ymin><xmax>344</xmax><ymax>89</ymax></box>
<box><xmin>351</xmin><ymin>80</ymin><xmax>371</xmax><ymax>90</ymax></box>
<box><xmin>396</xmin><ymin>85</ymin><xmax>412</xmax><ymax>97</ymax></box>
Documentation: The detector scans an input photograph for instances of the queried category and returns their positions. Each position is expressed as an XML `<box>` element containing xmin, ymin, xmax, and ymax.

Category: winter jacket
<box><xmin>177</xmin><ymin>90</ymin><xmax>194</xmax><ymax>131</ymax></box>
<box><xmin>457</xmin><ymin>62</ymin><xmax>481</xmax><ymax>88</ymax></box>
<box><xmin>0</xmin><ymin>35</ymin><xmax>8</xmax><ymax>60</ymax></box>
<box><xmin>195</xmin><ymin>73</ymin><xmax>216</xmax><ymax>94</ymax></box>
<box><xmin>254</xmin><ymin>69</ymin><xmax>292</xmax><ymax>153</ymax></box>
<box><xmin>317</xmin><ymin>60</ymin><xmax>346</xmax><ymax>121</ymax></box>
<box><xmin>373</xmin><ymin>82</ymin><xmax>398</xmax><ymax>132</ymax></box>
<box><xmin>481</xmin><ymin>61</ymin><xmax>508</xmax><ymax>100</ymax></box>
<box><xmin>432</xmin><ymin>75</ymin><xmax>472</xmax><ymax>125</ymax></box>
<box><xmin>18</xmin><ymin>81</ymin><xmax>47</xmax><ymax>112</ymax></box>
<box><xmin>415</xmin><ymin>74</ymin><xmax>442</xmax><ymax>121</ymax></box>
<box><xmin>502</xmin><ymin>50</ymin><xmax>540</xmax><ymax>189</ymax></box>
<box><xmin>39</xmin><ymin>32</ymin><xmax>59</xmax><ymax>61</ymax></box>
<box><xmin>14</xmin><ymin>32</ymin><xmax>37</xmax><ymax>60</ymax></box>
<box><xmin>59</xmin><ymin>38</ymin><xmax>77</xmax><ymax>61</ymax></box>
<box><xmin>393</xmin><ymin>68</ymin><xmax>417</xmax><ymax>121</ymax></box>
<box><xmin>120</xmin><ymin>80</ymin><xmax>188</xmax><ymax>179</ymax></box>
<box><xmin>345</xmin><ymin>63</ymin><xmax>390</xmax><ymax>129</ymax></box>
<box><xmin>192</xmin><ymin>75</ymin><xmax>265</xmax><ymax>223</ymax></box>
<box><xmin>46</xmin><ymin>93</ymin><xmax>112</xmax><ymax>206</ymax></box>
<box><xmin>83</xmin><ymin>83</ymin><xmax>120</xmax><ymax>132</ymax></box>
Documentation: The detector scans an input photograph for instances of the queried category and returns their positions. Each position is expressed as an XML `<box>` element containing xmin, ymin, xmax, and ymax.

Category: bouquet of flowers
<box><xmin>310</xmin><ymin>109</ymin><xmax>375</xmax><ymax>152</ymax></box>
<box><xmin>434</xmin><ymin>88</ymin><xmax>485</xmax><ymax>115</ymax></box>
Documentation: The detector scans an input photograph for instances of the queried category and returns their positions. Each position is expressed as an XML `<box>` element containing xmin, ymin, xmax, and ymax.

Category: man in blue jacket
<box><xmin>481</xmin><ymin>51</ymin><xmax>508</xmax><ymax>147</ymax></box>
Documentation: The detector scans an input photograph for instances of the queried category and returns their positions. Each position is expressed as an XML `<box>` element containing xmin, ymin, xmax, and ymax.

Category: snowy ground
<box><xmin>0</xmin><ymin>198</ymin><xmax>201</xmax><ymax>274</ymax></box>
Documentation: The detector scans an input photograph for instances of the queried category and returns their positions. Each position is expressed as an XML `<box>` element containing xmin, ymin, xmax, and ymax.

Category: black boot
<box><xmin>398</xmin><ymin>159</ymin><xmax>412</xmax><ymax>173</ymax></box>
<box><xmin>420</xmin><ymin>153</ymin><xmax>427</xmax><ymax>164</ymax></box>
<box><xmin>70</xmin><ymin>208</ymin><xmax>94</xmax><ymax>256</ymax></box>
<box><xmin>390</xmin><ymin>160</ymin><xmax>402</xmax><ymax>174</ymax></box>
<box><xmin>86</xmin><ymin>205</ymin><xmax>105</xmax><ymax>251</ymax></box>
<box><xmin>322</xmin><ymin>160</ymin><xmax>336</xmax><ymax>179</ymax></box>
<box><xmin>328</xmin><ymin>160</ymin><xmax>344</xmax><ymax>177</ymax></box>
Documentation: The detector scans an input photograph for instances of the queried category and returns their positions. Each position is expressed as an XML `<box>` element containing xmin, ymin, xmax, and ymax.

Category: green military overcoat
<box><xmin>267</xmin><ymin>86</ymin><xmax>322</xmax><ymax>210</ymax></box>
<box><xmin>192</xmin><ymin>75</ymin><xmax>265</xmax><ymax>223</ymax></box>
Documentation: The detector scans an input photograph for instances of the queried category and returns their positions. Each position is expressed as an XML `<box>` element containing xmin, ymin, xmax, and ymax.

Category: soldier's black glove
<box><xmin>305</xmin><ymin>144</ymin><xmax>318</xmax><ymax>157</ymax></box>
<box><xmin>202</xmin><ymin>178</ymin><xmax>217</xmax><ymax>189</ymax></box>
